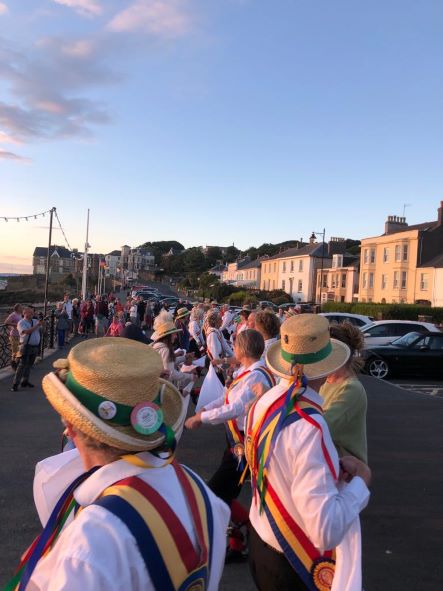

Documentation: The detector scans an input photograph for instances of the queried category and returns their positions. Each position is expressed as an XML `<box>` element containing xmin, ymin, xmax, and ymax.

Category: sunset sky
<box><xmin>1</xmin><ymin>0</ymin><xmax>442</xmax><ymax>273</ymax></box>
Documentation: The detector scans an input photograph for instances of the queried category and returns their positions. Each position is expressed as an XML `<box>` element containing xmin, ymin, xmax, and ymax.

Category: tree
<box><xmin>225</xmin><ymin>245</ymin><xmax>241</xmax><ymax>262</ymax></box>
<box><xmin>205</xmin><ymin>246</ymin><xmax>223</xmax><ymax>267</ymax></box>
<box><xmin>183</xmin><ymin>248</ymin><xmax>208</xmax><ymax>273</ymax></box>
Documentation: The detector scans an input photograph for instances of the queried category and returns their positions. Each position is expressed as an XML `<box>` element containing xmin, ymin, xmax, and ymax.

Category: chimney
<box><xmin>328</xmin><ymin>237</ymin><xmax>346</xmax><ymax>256</ymax></box>
<box><xmin>438</xmin><ymin>201</ymin><xmax>443</xmax><ymax>226</ymax></box>
<box><xmin>384</xmin><ymin>215</ymin><xmax>408</xmax><ymax>235</ymax></box>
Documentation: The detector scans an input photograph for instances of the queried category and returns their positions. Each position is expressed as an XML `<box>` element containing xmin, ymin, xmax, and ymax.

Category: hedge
<box><xmin>321</xmin><ymin>302</ymin><xmax>443</xmax><ymax>323</ymax></box>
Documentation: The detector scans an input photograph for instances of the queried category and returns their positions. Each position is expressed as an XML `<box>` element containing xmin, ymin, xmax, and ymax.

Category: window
<box><xmin>341</xmin><ymin>273</ymin><xmax>346</xmax><ymax>288</ymax></box>
<box><xmin>395</xmin><ymin>245</ymin><xmax>401</xmax><ymax>262</ymax></box>
<box><xmin>274</xmin><ymin>263</ymin><xmax>276</xmax><ymax>272</ymax></box>
<box><xmin>322</xmin><ymin>274</ymin><xmax>327</xmax><ymax>288</ymax></box>
<box><xmin>363</xmin><ymin>249</ymin><xmax>368</xmax><ymax>264</ymax></box>
<box><xmin>420</xmin><ymin>273</ymin><xmax>429</xmax><ymax>291</ymax></box>
<box><xmin>369</xmin><ymin>272</ymin><xmax>374</xmax><ymax>289</ymax></box>
<box><xmin>298</xmin><ymin>260</ymin><xmax>303</xmax><ymax>272</ymax></box>
<box><xmin>282</xmin><ymin>280</ymin><xmax>286</xmax><ymax>291</ymax></box>
<box><xmin>381</xmin><ymin>274</ymin><xmax>387</xmax><ymax>290</ymax></box>
<box><xmin>370</xmin><ymin>249</ymin><xmax>375</xmax><ymax>264</ymax></box>
<box><xmin>290</xmin><ymin>260</ymin><xmax>294</xmax><ymax>272</ymax></box>
<box><xmin>383</xmin><ymin>248</ymin><xmax>389</xmax><ymax>263</ymax></box>
<box><xmin>282</xmin><ymin>262</ymin><xmax>286</xmax><ymax>273</ymax></box>
<box><xmin>362</xmin><ymin>273</ymin><xmax>367</xmax><ymax>289</ymax></box>
<box><xmin>402</xmin><ymin>244</ymin><xmax>408</xmax><ymax>261</ymax></box>
<box><xmin>298</xmin><ymin>280</ymin><xmax>303</xmax><ymax>292</ymax></box>
<box><xmin>393</xmin><ymin>271</ymin><xmax>399</xmax><ymax>288</ymax></box>
<box><xmin>272</xmin><ymin>280</ymin><xmax>275</xmax><ymax>289</ymax></box>
<box><xmin>401</xmin><ymin>271</ymin><xmax>407</xmax><ymax>289</ymax></box>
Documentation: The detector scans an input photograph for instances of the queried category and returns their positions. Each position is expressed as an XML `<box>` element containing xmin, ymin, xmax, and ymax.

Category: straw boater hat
<box><xmin>175</xmin><ymin>307</ymin><xmax>190</xmax><ymax>320</ymax></box>
<box><xmin>151</xmin><ymin>310</ymin><xmax>182</xmax><ymax>341</ymax></box>
<box><xmin>42</xmin><ymin>338</ymin><xmax>186</xmax><ymax>452</ymax></box>
<box><xmin>266</xmin><ymin>314</ymin><xmax>350</xmax><ymax>380</ymax></box>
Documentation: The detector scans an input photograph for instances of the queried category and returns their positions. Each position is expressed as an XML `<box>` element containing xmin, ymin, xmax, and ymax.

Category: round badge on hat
<box><xmin>131</xmin><ymin>401</ymin><xmax>164</xmax><ymax>435</ymax></box>
<box><xmin>98</xmin><ymin>400</ymin><xmax>117</xmax><ymax>420</ymax></box>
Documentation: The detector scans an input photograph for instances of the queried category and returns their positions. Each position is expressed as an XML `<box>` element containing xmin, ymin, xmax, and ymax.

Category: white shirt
<box><xmin>206</xmin><ymin>328</ymin><xmax>233</xmax><ymax>360</ymax></box>
<box><xmin>29</xmin><ymin>450</ymin><xmax>230</xmax><ymax>591</ymax></box>
<box><xmin>189</xmin><ymin>319</ymin><xmax>204</xmax><ymax>348</ymax></box>
<box><xmin>262</xmin><ymin>337</ymin><xmax>278</xmax><ymax>359</ymax></box>
<box><xmin>18</xmin><ymin>318</ymin><xmax>41</xmax><ymax>346</ymax></box>
<box><xmin>201</xmin><ymin>360</ymin><xmax>272</xmax><ymax>431</ymax></box>
<box><xmin>62</xmin><ymin>301</ymin><xmax>73</xmax><ymax>320</ymax></box>
<box><xmin>248</xmin><ymin>381</ymin><xmax>370</xmax><ymax>591</ymax></box>
<box><xmin>220</xmin><ymin>310</ymin><xmax>235</xmax><ymax>333</ymax></box>
<box><xmin>151</xmin><ymin>341</ymin><xmax>193</xmax><ymax>389</ymax></box>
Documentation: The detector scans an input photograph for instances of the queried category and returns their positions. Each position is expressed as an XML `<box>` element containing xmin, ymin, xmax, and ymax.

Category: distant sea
<box><xmin>0</xmin><ymin>273</ymin><xmax>29</xmax><ymax>277</ymax></box>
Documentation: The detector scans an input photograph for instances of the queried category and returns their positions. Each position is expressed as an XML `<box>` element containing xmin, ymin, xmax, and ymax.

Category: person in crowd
<box><xmin>220</xmin><ymin>304</ymin><xmax>236</xmax><ymax>340</ymax></box>
<box><xmin>9</xmin><ymin>338</ymin><xmax>229</xmax><ymax>590</ymax></box>
<box><xmin>319</xmin><ymin>322</ymin><xmax>368</xmax><ymax>463</ymax></box>
<box><xmin>106</xmin><ymin>312</ymin><xmax>125</xmax><ymax>337</ymax></box>
<box><xmin>204</xmin><ymin>311</ymin><xmax>234</xmax><ymax>385</ymax></box>
<box><xmin>129</xmin><ymin>299</ymin><xmax>139</xmax><ymax>325</ymax></box>
<box><xmin>186</xmin><ymin>329</ymin><xmax>276</xmax><ymax>561</ymax></box>
<box><xmin>175</xmin><ymin>307</ymin><xmax>191</xmax><ymax>352</ymax></box>
<box><xmin>80</xmin><ymin>299</ymin><xmax>94</xmax><ymax>337</ymax></box>
<box><xmin>137</xmin><ymin>296</ymin><xmax>146</xmax><ymax>326</ymax></box>
<box><xmin>62</xmin><ymin>294</ymin><xmax>73</xmax><ymax>342</ymax></box>
<box><xmin>247</xmin><ymin>311</ymin><xmax>257</xmax><ymax>330</ymax></box>
<box><xmin>122</xmin><ymin>322</ymin><xmax>150</xmax><ymax>344</ymax></box>
<box><xmin>151</xmin><ymin>310</ymin><xmax>194</xmax><ymax>393</ymax></box>
<box><xmin>4</xmin><ymin>303</ymin><xmax>23</xmax><ymax>370</ymax></box>
<box><xmin>254</xmin><ymin>310</ymin><xmax>280</xmax><ymax>358</ymax></box>
<box><xmin>55</xmin><ymin>301</ymin><xmax>70</xmax><ymax>349</ymax></box>
<box><xmin>143</xmin><ymin>301</ymin><xmax>153</xmax><ymax>330</ymax></box>
<box><xmin>277</xmin><ymin>307</ymin><xmax>286</xmax><ymax>323</ymax></box>
<box><xmin>95</xmin><ymin>295</ymin><xmax>109</xmax><ymax>337</ymax></box>
<box><xmin>71</xmin><ymin>298</ymin><xmax>81</xmax><ymax>336</ymax></box>
<box><xmin>10</xmin><ymin>307</ymin><xmax>43</xmax><ymax>391</ymax></box>
<box><xmin>189</xmin><ymin>307</ymin><xmax>205</xmax><ymax>356</ymax></box>
<box><xmin>235</xmin><ymin>309</ymin><xmax>251</xmax><ymax>339</ymax></box>
<box><xmin>246</xmin><ymin>314</ymin><xmax>371</xmax><ymax>591</ymax></box>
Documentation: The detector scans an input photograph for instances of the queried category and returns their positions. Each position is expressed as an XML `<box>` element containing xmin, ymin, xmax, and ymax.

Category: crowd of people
<box><xmin>4</xmin><ymin>290</ymin><xmax>371</xmax><ymax>590</ymax></box>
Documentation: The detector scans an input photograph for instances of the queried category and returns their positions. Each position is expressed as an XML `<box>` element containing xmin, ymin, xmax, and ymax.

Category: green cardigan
<box><xmin>319</xmin><ymin>377</ymin><xmax>368</xmax><ymax>463</ymax></box>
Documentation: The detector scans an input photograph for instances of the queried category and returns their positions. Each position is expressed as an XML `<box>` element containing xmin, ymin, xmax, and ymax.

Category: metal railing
<box><xmin>0</xmin><ymin>310</ymin><xmax>55</xmax><ymax>371</ymax></box>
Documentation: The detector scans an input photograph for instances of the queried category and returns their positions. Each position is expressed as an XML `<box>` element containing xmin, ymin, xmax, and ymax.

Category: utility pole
<box><xmin>43</xmin><ymin>207</ymin><xmax>56</xmax><ymax>318</ymax></box>
<box><xmin>81</xmin><ymin>209</ymin><xmax>90</xmax><ymax>300</ymax></box>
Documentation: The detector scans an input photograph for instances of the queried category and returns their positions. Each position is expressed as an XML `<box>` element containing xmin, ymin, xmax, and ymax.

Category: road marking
<box><xmin>391</xmin><ymin>383</ymin><xmax>443</xmax><ymax>397</ymax></box>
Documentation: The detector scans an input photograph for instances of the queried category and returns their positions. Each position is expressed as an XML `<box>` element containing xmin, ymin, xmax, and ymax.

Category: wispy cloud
<box><xmin>0</xmin><ymin>36</ymin><xmax>114</xmax><ymax>151</ymax></box>
<box><xmin>107</xmin><ymin>0</ymin><xmax>192</xmax><ymax>38</ymax></box>
<box><xmin>52</xmin><ymin>0</ymin><xmax>103</xmax><ymax>18</ymax></box>
<box><xmin>0</xmin><ymin>3</ymin><xmax>8</xmax><ymax>16</ymax></box>
<box><xmin>0</xmin><ymin>149</ymin><xmax>30</xmax><ymax>163</ymax></box>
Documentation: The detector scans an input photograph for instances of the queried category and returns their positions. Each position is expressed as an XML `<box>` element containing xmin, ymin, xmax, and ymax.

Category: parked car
<box><xmin>259</xmin><ymin>301</ymin><xmax>278</xmax><ymax>311</ymax></box>
<box><xmin>362</xmin><ymin>331</ymin><xmax>443</xmax><ymax>379</ymax></box>
<box><xmin>360</xmin><ymin>320</ymin><xmax>440</xmax><ymax>347</ymax></box>
<box><xmin>278</xmin><ymin>303</ymin><xmax>313</xmax><ymax>314</ymax></box>
<box><xmin>320</xmin><ymin>312</ymin><xmax>374</xmax><ymax>328</ymax></box>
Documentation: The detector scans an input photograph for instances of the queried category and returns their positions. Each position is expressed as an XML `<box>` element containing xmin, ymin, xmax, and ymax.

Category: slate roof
<box><xmin>33</xmin><ymin>246</ymin><xmax>72</xmax><ymax>258</ymax></box>
<box><xmin>265</xmin><ymin>243</ymin><xmax>329</xmax><ymax>261</ymax></box>
<box><xmin>419</xmin><ymin>253</ymin><xmax>443</xmax><ymax>268</ymax></box>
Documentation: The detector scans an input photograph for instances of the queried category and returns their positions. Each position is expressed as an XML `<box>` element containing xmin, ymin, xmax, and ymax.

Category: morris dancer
<box><xmin>245</xmin><ymin>315</ymin><xmax>371</xmax><ymax>591</ymax></box>
<box><xmin>6</xmin><ymin>338</ymin><xmax>229</xmax><ymax>591</ymax></box>
<box><xmin>185</xmin><ymin>329</ymin><xmax>275</xmax><ymax>562</ymax></box>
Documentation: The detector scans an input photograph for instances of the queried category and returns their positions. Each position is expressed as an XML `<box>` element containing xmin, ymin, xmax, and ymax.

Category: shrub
<box><xmin>321</xmin><ymin>302</ymin><xmax>443</xmax><ymax>323</ymax></box>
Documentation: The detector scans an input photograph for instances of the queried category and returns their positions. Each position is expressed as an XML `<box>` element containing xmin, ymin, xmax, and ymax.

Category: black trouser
<box><xmin>13</xmin><ymin>345</ymin><xmax>39</xmax><ymax>387</ymax></box>
<box><xmin>249</xmin><ymin>526</ymin><xmax>307</xmax><ymax>591</ymax></box>
<box><xmin>207</xmin><ymin>442</ymin><xmax>243</xmax><ymax>506</ymax></box>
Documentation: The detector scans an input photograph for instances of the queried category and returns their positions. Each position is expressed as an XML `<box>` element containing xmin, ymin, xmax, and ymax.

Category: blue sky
<box><xmin>0</xmin><ymin>0</ymin><xmax>442</xmax><ymax>273</ymax></box>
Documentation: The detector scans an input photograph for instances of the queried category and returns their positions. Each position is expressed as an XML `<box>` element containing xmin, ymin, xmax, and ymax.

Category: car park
<box><xmin>320</xmin><ymin>312</ymin><xmax>373</xmax><ymax>328</ymax></box>
<box><xmin>362</xmin><ymin>331</ymin><xmax>443</xmax><ymax>379</ymax></box>
<box><xmin>360</xmin><ymin>320</ymin><xmax>440</xmax><ymax>347</ymax></box>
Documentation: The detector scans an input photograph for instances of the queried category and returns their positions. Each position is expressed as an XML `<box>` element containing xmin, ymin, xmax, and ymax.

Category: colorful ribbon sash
<box><xmin>93</xmin><ymin>461</ymin><xmax>213</xmax><ymax>591</ymax></box>
<box><xmin>5</xmin><ymin>466</ymin><xmax>99</xmax><ymax>591</ymax></box>
<box><xmin>245</xmin><ymin>379</ymin><xmax>337</xmax><ymax>591</ymax></box>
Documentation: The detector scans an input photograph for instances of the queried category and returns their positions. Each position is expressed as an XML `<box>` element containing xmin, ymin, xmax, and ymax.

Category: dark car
<box><xmin>362</xmin><ymin>332</ymin><xmax>443</xmax><ymax>379</ymax></box>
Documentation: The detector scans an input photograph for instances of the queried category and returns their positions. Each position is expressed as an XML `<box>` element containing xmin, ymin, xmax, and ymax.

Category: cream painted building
<box><xmin>359</xmin><ymin>203</ymin><xmax>443</xmax><ymax>305</ymax></box>
<box><xmin>316</xmin><ymin>254</ymin><xmax>360</xmax><ymax>304</ymax></box>
<box><xmin>260</xmin><ymin>242</ymin><xmax>333</xmax><ymax>302</ymax></box>
<box><xmin>221</xmin><ymin>257</ymin><xmax>262</xmax><ymax>288</ymax></box>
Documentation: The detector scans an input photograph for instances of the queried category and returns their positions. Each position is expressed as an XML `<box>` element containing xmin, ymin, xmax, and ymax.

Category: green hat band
<box><xmin>66</xmin><ymin>372</ymin><xmax>134</xmax><ymax>426</ymax></box>
<box><xmin>281</xmin><ymin>341</ymin><xmax>332</xmax><ymax>365</ymax></box>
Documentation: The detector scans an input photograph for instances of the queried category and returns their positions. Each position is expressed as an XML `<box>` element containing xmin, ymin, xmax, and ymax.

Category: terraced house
<box><xmin>359</xmin><ymin>202</ymin><xmax>443</xmax><ymax>306</ymax></box>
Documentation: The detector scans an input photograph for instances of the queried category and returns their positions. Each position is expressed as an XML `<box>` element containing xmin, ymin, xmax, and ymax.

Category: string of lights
<box><xmin>54</xmin><ymin>209</ymin><xmax>73</xmax><ymax>253</ymax></box>
<box><xmin>1</xmin><ymin>208</ymin><xmax>53</xmax><ymax>222</ymax></box>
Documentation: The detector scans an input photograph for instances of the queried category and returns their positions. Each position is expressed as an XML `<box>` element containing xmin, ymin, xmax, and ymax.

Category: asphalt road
<box><xmin>0</xmin><ymin>348</ymin><xmax>442</xmax><ymax>590</ymax></box>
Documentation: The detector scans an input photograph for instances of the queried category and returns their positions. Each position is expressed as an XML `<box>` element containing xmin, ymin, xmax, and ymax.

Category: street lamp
<box><xmin>310</xmin><ymin>228</ymin><xmax>326</xmax><ymax>309</ymax></box>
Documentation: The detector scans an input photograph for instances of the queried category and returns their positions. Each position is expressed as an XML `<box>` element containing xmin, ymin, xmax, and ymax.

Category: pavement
<box><xmin>0</xmin><ymin>345</ymin><xmax>442</xmax><ymax>590</ymax></box>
